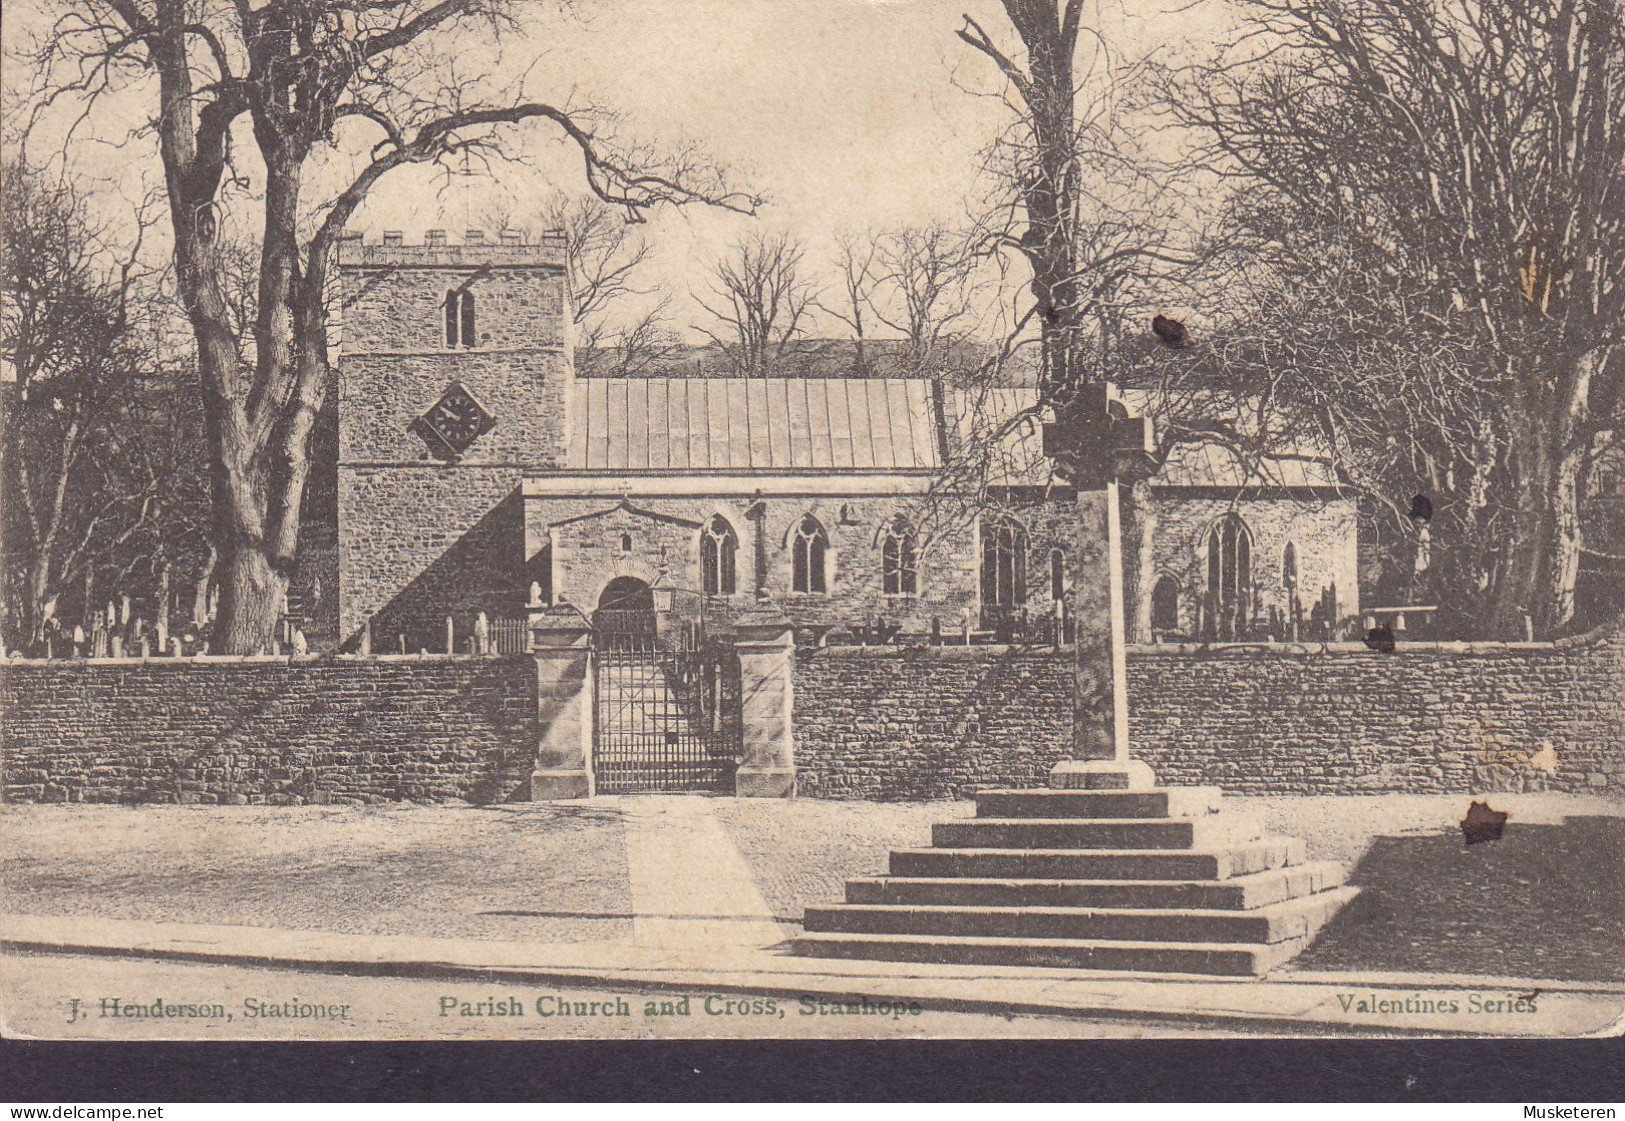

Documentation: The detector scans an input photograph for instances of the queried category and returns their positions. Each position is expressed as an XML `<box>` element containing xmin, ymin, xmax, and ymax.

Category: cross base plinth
<box><xmin>793</xmin><ymin>777</ymin><xmax>1358</xmax><ymax>978</ymax></box>
<box><xmin>1049</xmin><ymin>758</ymin><xmax>1158</xmax><ymax>791</ymax></box>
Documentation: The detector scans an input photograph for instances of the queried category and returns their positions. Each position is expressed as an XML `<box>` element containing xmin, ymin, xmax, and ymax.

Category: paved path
<box><xmin>5</xmin><ymin>911</ymin><xmax>1623</xmax><ymax>1039</ymax></box>
<box><xmin>620</xmin><ymin>796</ymin><xmax>788</xmax><ymax>959</ymax></box>
<box><xmin>5</xmin><ymin>951</ymin><xmax>1224</xmax><ymax>1040</ymax></box>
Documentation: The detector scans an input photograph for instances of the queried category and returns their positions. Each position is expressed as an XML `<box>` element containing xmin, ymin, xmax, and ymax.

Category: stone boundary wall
<box><xmin>0</xmin><ymin>655</ymin><xmax>537</xmax><ymax>805</ymax></box>
<box><xmin>793</xmin><ymin>624</ymin><xmax>1625</xmax><ymax>800</ymax></box>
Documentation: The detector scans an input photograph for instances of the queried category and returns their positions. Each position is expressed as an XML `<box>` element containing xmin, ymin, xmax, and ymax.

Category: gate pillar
<box><xmin>734</xmin><ymin>616</ymin><xmax>796</xmax><ymax>798</ymax></box>
<box><xmin>529</xmin><ymin>604</ymin><xmax>595</xmax><ymax>800</ymax></box>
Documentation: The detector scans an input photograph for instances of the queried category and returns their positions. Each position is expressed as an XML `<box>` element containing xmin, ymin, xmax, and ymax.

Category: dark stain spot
<box><xmin>1152</xmin><ymin>313</ymin><xmax>1189</xmax><ymax>347</ymax></box>
<box><xmin>1364</xmin><ymin>623</ymin><xmax>1397</xmax><ymax>653</ymax></box>
<box><xmin>1460</xmin><ymin>800</ymin><xmax>1509</xmax><ymax>845</ymax></box>
<box><xmin>1409</xmin><ymin>494</ymin><xmax>1434</xmax><ymax>521</ymax></box>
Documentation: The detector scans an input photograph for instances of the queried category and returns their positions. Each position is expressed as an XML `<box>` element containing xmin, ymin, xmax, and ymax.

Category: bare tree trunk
<box><xmin>81</xmin><ymin>563</ymin><xmax>94</xmax><ymax>629</ymax></box>
<box><xmin>24</xmin><ymin>557</ymin><xmax>51</xmax><ymax>647</ymax></box>
<box><xmin>192</xmin><ymin>542</ymin><xmax>217</xmax><ymax>628</ymax></box>
<box><xmin>216</xmin><ymin>541</ymin><xmax>284</xmax><ymax>654</ymax></box>
<box><xmin>1545</xmin><ymin>345</ymin><xmax>1612</xmax><ymax>632</ymax></box>
<box><xmin>1550</xmin><ymin>446</ymin><xmax>1586</xmax><ymax>629</ymax></box>
<box><xmin>1489</xmin><ymin>347</ymin><xmax>1600</xmax><ymax>637</ymax></box>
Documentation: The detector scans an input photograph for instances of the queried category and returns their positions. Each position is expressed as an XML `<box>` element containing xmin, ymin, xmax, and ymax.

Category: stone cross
<box><xmin>1042</xmin><ymin>383</ymin><xmax>1157</xmax><ymax>788</ymax></box>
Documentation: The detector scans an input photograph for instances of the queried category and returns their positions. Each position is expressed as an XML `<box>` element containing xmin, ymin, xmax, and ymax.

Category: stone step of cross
<box><xmin>974</xmin><ymin>788</ymin><xmax>1225</xmax><ymax>820</ymax></box>
<box><xmin>889</xmin><ymin>837</ymin><xmax>1306</xmax><ymax>881</ymax></box>
<box><xmin>801</xmin><ymin>886</ymin><xmax>1358</xmax><ymax>946</ymax></box>
<box><xmin>791</xmin><ymin>930</ymin><xmax>1321</xmax><ymax>978</ymax></box>
<box><xmin>931</xmin><ymin>811</ymin><xmax>1266</xmax><ymax>852</ymax></box>
<box><xmin>844</xmin><ymin>862</ymin><xmax>1347</xmax><ymax>910</ymax></box>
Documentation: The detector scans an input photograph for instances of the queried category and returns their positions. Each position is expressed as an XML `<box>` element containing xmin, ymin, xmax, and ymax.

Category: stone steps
<box><xmin>932</xmin><ymin>812</ymin><xmax>1264</xmax><ymax>851</ymax></box>
<box><xmin>792</xmin><ymin>768</ymin><xmax>1353</xmax><ymax>977</ymax></box>
<box><xmin>804</xmin><ymin>885</ymin><xmax>1357</xmax><ymax>945</ymax></box>
<box><xmin>793</xmin><ymin>931</ymin><xmax>1320</xmax><ymax>977</ymax></box>
<box><xmin>845</xmin><ymin>862</ymin><xmax>1347</xmax><ymax>910</ymax></box>
<box><xmin>890</xmin><ymin>838</ymin><xmax>1306</xmax><ymax>881</ymax></box>
<box><xmin>974</xmin><ymin>788</ymin><xmax>1224</xmax><ymax>819</ymax></box>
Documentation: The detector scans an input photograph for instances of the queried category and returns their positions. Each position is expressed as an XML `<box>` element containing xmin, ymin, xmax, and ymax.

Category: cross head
<box><xmin>1041</xmin><ymin>384</ymin><xmax>1155</xmax><ymax>489</ymax></box>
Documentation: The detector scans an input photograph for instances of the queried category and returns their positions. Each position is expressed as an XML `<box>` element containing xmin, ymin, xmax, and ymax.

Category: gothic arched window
<box><xmin>1151</xmin><ymin>575</ymin><xmax>1181</xmax><ymax>633</ymax></box>
<box><xmin>1206</xmin><ymin>514</ymin><xmax>1253</xmax><ymax>618</ymax></box>
<box><xmin>445</xmin><ymin>289</ymin><xmax>476</xmax><ymax>348</ymax></box>
<box><xmin>980</xmin><ymin>517</ymin><xmax>1027</xmax><ymax>607</ymax></box>
<box><xmin>792</xmin><ymin>515</ymin><xmax>828</xmax><ymax>594</ymax></box>
<box><xmin>882</xmin><ymin>517</ymin><xmax>918</xmax><ymax>596</ymax></box>
<box><xmin>701</xmin><ymin>516</ymin><xmax>738</xmax><ymax>595</ymax></box>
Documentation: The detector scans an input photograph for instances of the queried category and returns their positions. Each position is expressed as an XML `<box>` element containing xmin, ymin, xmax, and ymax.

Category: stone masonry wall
<box><xmin>793</xmin><ymin>645</ymin><xmax>1074</xmax><ymax>799</ymax></box>
<box><xmin>0</xmin><ymin>656</ymin><xmax>537</xmax><ymax>805</ymax></box>
<box><xmin>532</xmin><ymin>493</ymin><xmax>984</xmax><ymax>636</ymax></box>
<box><xmin>794</xmin><ymin>623</ymin><xmax>1625</xmax><ymax>800</ymax></box>
<box><xmin>339</xmin><ymin>468</ymin><xmax>527</xmax><ymax>648</ymax></box>
<box><xmin>1145</xmin><ymin>491</ymin><xmax>1361</xmax><ymax>637</ymax></box>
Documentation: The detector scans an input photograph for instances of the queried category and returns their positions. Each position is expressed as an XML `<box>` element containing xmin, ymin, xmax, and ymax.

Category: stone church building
<box><xmin>311</xmin><ymin>232</ymin><xmax>1359</xmax><ymax>652</ymax></box>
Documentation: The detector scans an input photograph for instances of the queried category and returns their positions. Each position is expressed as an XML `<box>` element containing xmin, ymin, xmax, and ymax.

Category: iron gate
<box><xmin>593</xmin><ymin>627</ymin><xmax>742</xmax><ymax>794</ymax></box>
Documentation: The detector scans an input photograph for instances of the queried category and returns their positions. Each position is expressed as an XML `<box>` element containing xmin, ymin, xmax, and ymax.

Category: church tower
<box><xmin>334</xmin><ymin>229</ymin><xmax>573</xmax><ymax>647</ymax></box>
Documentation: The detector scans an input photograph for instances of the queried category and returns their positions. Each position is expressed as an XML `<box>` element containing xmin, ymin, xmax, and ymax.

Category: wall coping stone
<box><xmin>2</xmin><ymin>653</ymin><xmax>532</xmax><ymax>668</ymax></box>
<box><xmin>798</xmin><ymin>623</ymin><xmax>1622</xmax><ymax>661</ymax></box>
<box><xmin>798</xmin><ymin>643</ymin><xmax>1068</xmax><ymax>662</ymax></box>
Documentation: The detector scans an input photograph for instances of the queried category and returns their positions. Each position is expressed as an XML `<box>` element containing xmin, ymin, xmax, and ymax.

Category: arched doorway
<box><xmin>594</xmin><ymin>576</ymin><xmax>656</xmax><ymax>645</ymax></box>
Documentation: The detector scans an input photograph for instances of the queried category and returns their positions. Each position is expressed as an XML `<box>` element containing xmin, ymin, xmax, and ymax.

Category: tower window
<box><xmin>792</xmin><ymin>515</ymin><xmax>829</xmax><ymax>594</ymax></box>
<box><xmin>882</xmin><ymin>517</ymin><xmax>918</xmax><ymax>596</ymax></box>
<box><xmin>445</xmin><ymin>288</ymin><xmax>476</xmax><ymax>348</ymax></box>
<box><xmin>619</xmin><ymin>533</ymin><xmax>633</xmax><ymax>554</ymax></box>
<box><xmin>701</xmin><ymin>516</ymin><xmax>738</xmax><ymax>595</ymax></box>
<box><xmin>1049</xmin><ymin>548</ymin><xmax>1065</xmax><ymax>602</ymax></box>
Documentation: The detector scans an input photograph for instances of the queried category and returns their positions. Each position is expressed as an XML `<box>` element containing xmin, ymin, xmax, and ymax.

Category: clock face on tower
<box><xmin>413</xmin><ymin>382</ymin><xmax>496</xmax><ymax>457</ymax></box>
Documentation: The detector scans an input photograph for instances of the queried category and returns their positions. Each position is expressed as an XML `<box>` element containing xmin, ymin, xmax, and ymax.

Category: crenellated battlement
<box><xmin>337</xmin><ymin>228</ymin><xmax>568</xmax><ymax>270</ymax></box>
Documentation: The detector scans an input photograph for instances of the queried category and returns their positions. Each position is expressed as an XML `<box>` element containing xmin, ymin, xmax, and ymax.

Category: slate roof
<box><xmin>570</xmin><ymin>378</ymin><xmax>940</xmax><ymax>471</ymax></box>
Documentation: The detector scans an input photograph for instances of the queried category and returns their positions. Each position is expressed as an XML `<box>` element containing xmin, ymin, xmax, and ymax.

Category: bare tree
<box><xmin>1163</xmin><ymin>0</ymin><xmax>1625</xmax><ymax>635</ymax></box>
<box><xmin>695</xmin><ymin>230</ymin><xmax>821</xmax><ymax>377</ymax></box>
<box><xmin>824</xmin><ymin>230</ymin><xmax>882</xmax><ymax>374</ymax></box>
<box><xmin>873</xmin><ymin>221</ymin><xmax>978</xmax><ymax>374</ymax></box>
<box><xmin>942</xmin><ymin>1</ymin><xmax>1232</xmax><ymax>641</ymax></box>
<box><xmin>956</xmin><ymin>2</ymin><xmax>1194</xmax><ymax>399</ymax></box>
<box><xmin>592</xmin><ymin>294</ymin><xmax>683</xmax><ymax>378</ymax></box>
<box><xmin>21</xmin><ymin>0</ymin><xmax>756</xmax><ymax>652</ymax></box>
<box><xmin>0</xmin><ymin>160</ymin><xmax>163</xmax><ymax>651</ymax></box>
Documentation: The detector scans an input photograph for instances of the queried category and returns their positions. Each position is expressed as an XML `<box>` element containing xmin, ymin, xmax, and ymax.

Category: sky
<box><xmin>4</xmin><ymin>0</ymin><xmax>1235</xmax><ymax>338</ymax></box>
